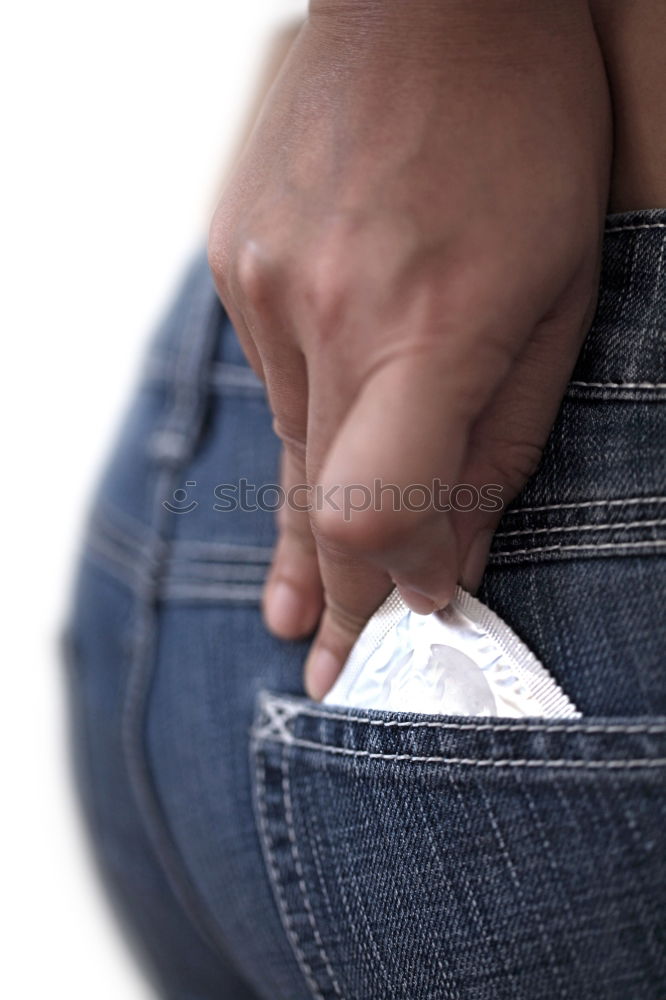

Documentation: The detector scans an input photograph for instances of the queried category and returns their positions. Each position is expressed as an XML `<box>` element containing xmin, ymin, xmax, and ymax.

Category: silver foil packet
<box><xmin>323</xmin><ymin>587</ymin><xmax>580</xmax><ymax>718</ymax></box>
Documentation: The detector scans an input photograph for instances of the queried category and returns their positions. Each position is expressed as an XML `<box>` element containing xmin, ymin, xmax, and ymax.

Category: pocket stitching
<box><xmin>264</xmin><ymin>735</ymin><xmax>666</xmax><ymax>770</ymax></box>
<box><xmin>503</xmin><ymin>496</ymin><xmax>666</xmax><ymax>517</ymax></box>
<box><xmin>253</xmin><ymin>741</ymin><xmax>345</xmax><ymax>1000</ymax></box>
<box><xmin>494</xmin><ymin>517</ymin><xmax>666</xmax><ymax>539</ymax></box>
<box><xmin>258</xmin><ymin>697</ymin><xmax>666</xmax><ymax>736</ymax></box>
<box><xmin>280</xmin><ymin>748</ymin><xmax>345</xmax><ymax>1000</ymax></box>
<box><xmin>490</xmin><ymin>539</ymin><xmax>666</xmax><ymax>559</ymax></box>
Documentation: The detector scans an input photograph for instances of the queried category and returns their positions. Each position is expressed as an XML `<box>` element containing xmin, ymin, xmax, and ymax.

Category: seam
<box><xmin>490</xmin><ymin>539</ymin><xmax>666</xmax><ymax>557</ymax></box>
<box><xmin>85</xmin><ymin>537</ymin><xmax>148</xmax><ymax>591</ymax></box>
<box><xmin>260</xmin><ymin>736</ymin><xmax>666</xmax><ymax>769</ymax></box>
<box><xmin>475</xmin><ymin>780</ymin><xmax>569</xmax><ymax>1000</ymax></box>
<box><xmin>210</xmin><ymin>362</ymin><xmax>265</xmax><ymax>391</ymax></box>
<box><xmin>90</xmin><ymin>508</ymin><xmax>155</xmax><ymax>559</ymax></box>
<box><xmin>504</xmin><ymin>496</ymin><xmax>666</xmax><ymax>517</ymax></box>
<box><xmin>168</xmin><ymin>539</ymin><xmax>274</xmax><ymax>562</ymax></box>
<box><xmin>159</xmin><ymin>582</ymin><xmax>264</xmax><ymax>602</ymax></box>
<box><xmin>494</xmin><ymin>518</ymin><xmax>666</xmax><ymax>539</ymax></box>
<box><xmin>253</xmin><ymin>746</ymin><xmax>328</xmax><ymax>1000</ymax></box>
<box><xmin>94</xmin><ymin>501</ymin><xmax>153</xmax><ymax>544</ymax></box>
<box><xmin>145</xmin><ymin>356</ymin><xmax>266</xmax><ymax>393</ymax></box>
<box><xmin>605</xmin><ymin>223</ymin><xmax>666</xmax><ymax>233</ymax></box>
<box><xmin>165</xmin><ymin>561</ymin><xmax>268</xmax><ymax>582</ymax></box>
<box><xmin>120</xmin><ymin>273</ymin><xmax>251</xmax><ymax>964</ymax></box>
<box><xmin>281</xmin><ymin>750</ymin><xmax>344</xmax><ymax>1000</ymax></box>
<box><xmin>568</xmin><ymin>381</ymin><xmax>666</xmax><ymax>390</ymax></box>
<box><xmin>257</xmin><ymin>701</ymin><xmax>666</xmax><ymax>735</ymax></box>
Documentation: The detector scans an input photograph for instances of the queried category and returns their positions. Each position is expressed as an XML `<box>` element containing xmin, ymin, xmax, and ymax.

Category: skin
<box><xmin>590</xmin><ymin>0</ymin><xmax>666</xmax><ymax>211</ymax></box>
<box><xmin>208</xmin><ymin>0</ymin><xmax>662</xmax><ymax>700</ymax></box>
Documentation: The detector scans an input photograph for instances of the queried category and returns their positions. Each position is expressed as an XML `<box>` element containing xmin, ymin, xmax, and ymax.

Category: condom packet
<box><xmin>323</xmin><ymin>586</ymin><xmax>580</xmax><ymax>718</ymax></box>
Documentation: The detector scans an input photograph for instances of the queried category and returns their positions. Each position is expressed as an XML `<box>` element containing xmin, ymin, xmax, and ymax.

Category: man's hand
<box><xmin>208</xmin><ymin>0</ymin><xmax>611</xmax><ymax>698</ymax></box>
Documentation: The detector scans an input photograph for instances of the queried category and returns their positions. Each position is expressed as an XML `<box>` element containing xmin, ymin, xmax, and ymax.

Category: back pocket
<box><xmin>252</xmin><ymin>691</ymin><xmax>666</xmax><ymax>1000</ymax></box>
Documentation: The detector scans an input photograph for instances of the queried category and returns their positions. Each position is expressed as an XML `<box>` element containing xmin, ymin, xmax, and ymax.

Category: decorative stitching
<box><xmin>262</xmin><ymin>736</ymin><xmax>666</xmax><ymax>769</ymax></box>
<box><xmin>86</xmin><ymin>533</ymin><xmax>153</xmax><ymax>587</ymax></box>
<box><xmin>281</xmin><ymin>751</ymin><xmax>344</xmax><ymax>999</ymax></box>
<box><xmin>84</xmin><ymin>542</ymin><xmax>147</xmax><ymax>592</ymax></box>
<box><xmin>490</xmin><ymin>539</ymin><xmax>666</xmax><ymax>558</ymax></box>
<box><xmin>475</xmin><ymin>781</ymin><xmax>571</xmax><ymax>1000</ymax></box>
<box><xmin>568</xmin><ymin>381</ymin><xmax>666</xmax><ymax>390</ymax></box>
<box><xmin>495</xmin><ymin>518</ymin><xmax>666</xmax><ymax>539</ymax></box>
<box><xmin>164</xmin><ymin>560</ymin><xmax>268</xmax><ymax>581</ymax></box>
<box><xmin>253</xmin><ymin>747</ymin><xmax>327</xmax><ymax>1000</ymax></box>
<box><xmin>605</xmin><ymin>223</ymin><xmax>666</xmax><ymax>234</ymax></box>
<box><xmin>256</xmin><ymin>699</ymin><xmax>666</xmax><ymax>735</ymax></box>
<box><xmin>504</xmin><ymin>496</ymin><xmax>666</xmax><ymax>517</ymax></box>
<box><xmin>145</xmin><ymin>356</ymin><xmax>265</xmax><ymax>392</ymax></box>
<box><xmin>254</xmin><ymin>699</ymin><xmax>300</xmax><ymax>743</ymax></box>
<box><xmin>210</xmin><ymin>362</ymin><xmax>265</xmax><ymax>392</ymax></box>
<box><xmin>169</xmin><ymin>539</ymin><xmax>274</xmax><ymax>562</ymax></box>
<box><xmin>159</xmin><ymin>582</ymin><xmax>264</xmax><ymax>602</ymax></box>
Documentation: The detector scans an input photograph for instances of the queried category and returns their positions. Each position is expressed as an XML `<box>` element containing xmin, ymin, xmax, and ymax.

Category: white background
<box><xmin>1</xmin><ymin>2</ymin><xmax>305</xmax><ymax>996</ymax></box>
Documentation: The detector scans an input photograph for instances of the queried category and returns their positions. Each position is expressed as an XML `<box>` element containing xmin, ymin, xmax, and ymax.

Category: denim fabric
<box><xmin>65</xmin><ymin>209</ymin><xmax>666</xmax><ymax>1000</ymax></box>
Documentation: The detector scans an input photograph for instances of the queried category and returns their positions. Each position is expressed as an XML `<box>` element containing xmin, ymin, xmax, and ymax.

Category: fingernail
<box><xmin>305</xmin><ymin>648</ymin><xmax>341</xmax><ymax>701</ymax></box>
<box><xmin>264</xmin><ymin>580</ymin><xmax>306</xmax><ymax>637</ymax></box>
<box><xmin>461</xmin><ymin>529</ymin><xmax>494</xmax><ymax>593</ymax></box>
<box><xmin>396</xmin><ymin>586</ymin><xmax>439</xmax><ymax>615</ymax></box>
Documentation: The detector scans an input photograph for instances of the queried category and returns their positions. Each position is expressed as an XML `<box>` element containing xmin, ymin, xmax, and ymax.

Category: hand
<box><xmin>209</xmin><ymin>0</ymin><xmax>611</xmax><ymax>698</ymax></box>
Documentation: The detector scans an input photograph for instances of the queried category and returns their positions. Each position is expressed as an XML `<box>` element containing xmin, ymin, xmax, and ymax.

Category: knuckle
<box><xmin>324</xmin><ymin>598</ymin><xmax>370</xmax><ymax>641</ymax></box>
<box><xmin>210</xmin><ymin>209</ymin><xmax>283</xmax><ymax>311</ymax></box>
<box><xmin>233</xmin><ymin>236</ymin><xmax>276</xmax><ymax>305</ymax></box>
<box><xmin>313</xmin><ymin>501</ymin><xmax>418</xmax><ymax>558</ymax></box>
<box><xmin>272</xmin><ymin>415</ymin><xmax>307</xmax><ymax>457</ymax></box>
<box><xmin>302</xmin><ymin>235</ymin><xmax>352</xmax><ymax>334</ymax></box>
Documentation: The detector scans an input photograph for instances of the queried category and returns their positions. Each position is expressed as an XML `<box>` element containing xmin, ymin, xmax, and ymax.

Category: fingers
<box><xmin>312</xmin><ymin>352</ymin><xmax>477</xmax><ymax>611</ymax></box>
<box><xmin>301</xmin><ymin>352</ymin><xmax>467</xmax><ymax>699</ymax></box>
<box><xmin>303</xmin><ymin>544</ymin><xmax>392</xmax><ymax>699</ymax></box>
<box><xmin>263</xmin><ymin>446</ymin><xmax>324</xmax><ymax>639</ymax></box>
<box><xmin>453</xmin><ymin>300</ymin><xmax>597</xmax><ymax>591</ymax></box>
<box><xmin>304</xmin><ymin>299</ymin><xmax>593</xmax><ymax>700</ymax></box>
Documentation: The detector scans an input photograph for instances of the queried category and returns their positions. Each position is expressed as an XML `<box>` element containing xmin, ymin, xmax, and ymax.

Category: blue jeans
<box><xmin>65</xmin><ymin>209</ymin><xmax>666</xmax><ymax>1000</ymax></box>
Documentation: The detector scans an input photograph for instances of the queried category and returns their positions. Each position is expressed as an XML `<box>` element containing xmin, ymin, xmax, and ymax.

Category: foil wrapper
<box><xmin>323</xmin><ymin>587</ymin><xmax>580</xmax><ymax>719</ymax></box>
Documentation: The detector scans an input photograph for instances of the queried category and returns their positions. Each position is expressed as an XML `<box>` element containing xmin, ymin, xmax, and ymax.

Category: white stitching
<box><xmin>263</xmin><ymin>736</ymin><xmax>666</xmax><ymax>769</ymax></box>
<box><xmin>169</xmin><ymin>540</ymin><xmax>274</xmax><ymax>562</ymax></box>
<box><xmin>281</xmin><ymin>751</ymin><xmax>344</xmax><ymax>999</ymax></box>
<box><xmin>495</xmin><ymin>517</ymin><xmax>666</xmax><ymax>539</ymax></box>
<box><xmin>254</xmin><ymin>699</ymin><xmax>299</xmax><ymax>743</ymax></box>
<box><xmin>160</xmin><ymin>582</ymin><xmax>264</xmax><ymax>602</ymax></box>
<box><xmin>166</xmin><ymin>561</ymin><xmax>268</xmax><ymax>581</ymax></box>
<box><xmin>253</xmin><ymin>745</ymin><xmax>327</xmax><ymax>1000</ymax></box>
<box><xmin>210</xmin><ymin>362</ymin><xmax>265</xmax><ymax>391</ymax></box>
<box><xmin>504</xmin><ymin>496</ymin><xmax>666</xmax><ymax>517</ymax></box>
<box><xmin>605</xmin><ymin>223</ymin><xmax>666</xmax><ymax>233</ymax></box>
<box><xmin>490</xmin><ymin>539</ymin><xmax>666</xmax><ymax>557</ymax></box>
<box><xmin>568</xmin><ymin>381</ymin><xmax>666</xmax><ymax>390</ymax></box>
<box><xmin>257</xmin><ymin>699</ymin><xmax>666</xmax><ymax>735</ymax></box>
